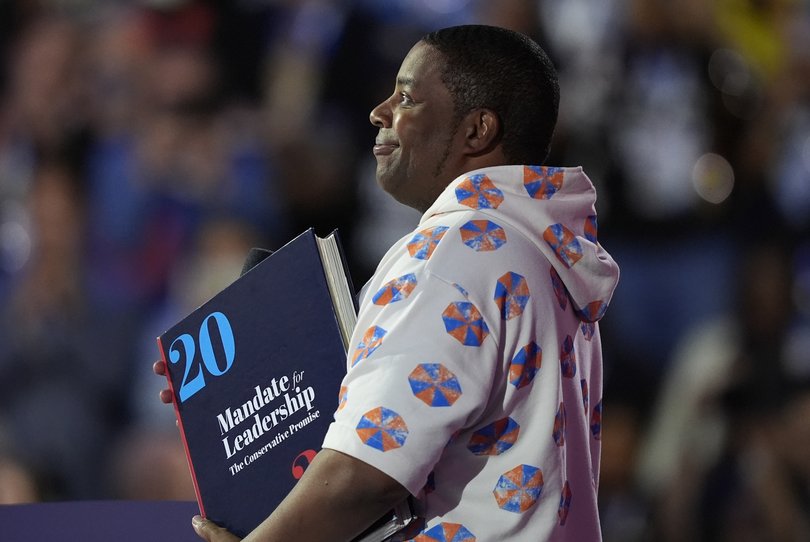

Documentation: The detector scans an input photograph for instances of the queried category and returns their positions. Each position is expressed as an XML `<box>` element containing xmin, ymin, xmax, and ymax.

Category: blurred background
<box><xmin>0</xmin><ymin>0</ymin><xmax>808</xmax><ymax>540</ymax></box>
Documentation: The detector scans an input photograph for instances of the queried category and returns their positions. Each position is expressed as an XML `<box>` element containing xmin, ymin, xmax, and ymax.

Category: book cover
<box><xmin>157</xmin><ymin>229</ymin><xmax>355</xmax><ymax>538</ymax></box>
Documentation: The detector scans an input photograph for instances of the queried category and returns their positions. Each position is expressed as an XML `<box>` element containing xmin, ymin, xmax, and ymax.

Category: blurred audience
<box><xmin>0</xmin><ymin>160</ymin><xmax>132</xmax><ymax>499</ymax></box>
<box><xmin>107</xmin><ymin>428</ymin><xmax>195</xmax><ymax>501</ymax></box>
<box><xmin>599</xmin><ymin>398</ymin><xmax>652</xmax><ymax>542</ymax></box>
<box><xmin>0</xmin><ymin>453</ymin><xmax>39</xmax><ymax>504</ymax></box>
<box><xmin>693</xmin><ymin>381</ymin><xmax>810</xmax><ymax>542</ymax></box>
<box><xmin>637</xmin><ymin>239</ymin><xmax>808</xmax><ymax>540</ymax></box>
<box><xmin>0</xmin><ymin>3</ymin><xmax>807</xmax><ymax>541</ymax></box>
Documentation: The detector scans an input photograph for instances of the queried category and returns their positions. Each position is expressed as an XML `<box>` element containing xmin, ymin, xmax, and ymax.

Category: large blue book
<box><xmin>157</xmin><ymin>229</ymin><xmax>412</xmax><ymax>539</ymax></box>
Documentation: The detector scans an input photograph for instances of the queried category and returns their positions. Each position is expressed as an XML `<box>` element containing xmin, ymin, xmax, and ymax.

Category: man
<box><xmin>158</xmin><ymin>24</ymin><xmax>619</xmax><ymax>541</ymax></box>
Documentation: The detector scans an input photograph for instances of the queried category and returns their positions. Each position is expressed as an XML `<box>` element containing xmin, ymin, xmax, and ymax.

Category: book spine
<box><xmin>156</xmin><ymin>335</ymin><xmax>206</xmax><ymax>518</ymax></box>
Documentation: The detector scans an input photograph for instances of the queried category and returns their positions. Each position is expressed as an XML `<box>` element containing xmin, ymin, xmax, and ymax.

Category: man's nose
<box><xmin>369</xmin><ymin>99</ymin><xmax>391</xmax><ymax>128</ymax></box>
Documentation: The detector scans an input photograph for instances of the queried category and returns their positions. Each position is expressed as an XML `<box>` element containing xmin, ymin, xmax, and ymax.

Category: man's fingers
<box><xmin>192</xmin><ymin>515</ymin><xmax>241</xmax><ymax>542</ymax></box>
<box><xmin>159</xmin><ymin>388</ymin><xmax>174</xmax><ymax>404</ymax></box>
<box><xmin>155</xmin><ymin>360</ymin><xmax>174</xmax><ymax>404</ymax></box>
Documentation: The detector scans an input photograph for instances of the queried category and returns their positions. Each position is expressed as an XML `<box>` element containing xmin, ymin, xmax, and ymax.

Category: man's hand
<box><xmin>192</xmin><ymin>516</ymin><xmax>241</xmax><ymax>542</ymax></box>
<box><xmin>153</xmin><ymin>360</ymin><xmax>173</xmax><ymax>404</ymax></box>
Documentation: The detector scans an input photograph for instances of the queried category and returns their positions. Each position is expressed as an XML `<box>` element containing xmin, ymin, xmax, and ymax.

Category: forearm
<box><xmin>243</xmin><ymin>448</ymin><xmax>410</xmax><ymax>542</ymax></box>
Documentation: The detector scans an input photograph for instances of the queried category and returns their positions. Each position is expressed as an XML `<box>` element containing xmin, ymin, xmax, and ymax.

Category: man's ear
<box><xmin>462</xmin><ymin>108</ymin><xmax>502</xmax><ymax>156</ymax></box>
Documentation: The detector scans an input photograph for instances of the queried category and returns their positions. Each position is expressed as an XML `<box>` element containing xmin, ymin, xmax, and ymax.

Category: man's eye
<box><xmin>400</xmin><ymin>93</ymin><xmax>414</xmax><ymax>106</ymax></box>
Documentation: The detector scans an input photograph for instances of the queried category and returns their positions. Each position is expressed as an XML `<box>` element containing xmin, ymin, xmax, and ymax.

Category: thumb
<box><xmin>191</xmin><ymin>515</ymin><xmax>241</xmax><ymax>541</ymax></box>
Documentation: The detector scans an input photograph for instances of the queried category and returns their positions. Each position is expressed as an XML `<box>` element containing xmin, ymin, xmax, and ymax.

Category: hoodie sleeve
<box><xmin>322</xmin><ymin>258</ymin><xmax>501</xmax><ymax>495</ymax></box>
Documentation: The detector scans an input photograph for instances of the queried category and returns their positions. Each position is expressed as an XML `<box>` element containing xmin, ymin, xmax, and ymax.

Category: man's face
<box><xmin>370</xmin><ymin>42</ymin><xmax>461</xmax><ymax>212</ymax></box>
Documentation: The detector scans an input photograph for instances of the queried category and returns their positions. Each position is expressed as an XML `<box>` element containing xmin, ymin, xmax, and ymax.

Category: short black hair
<box><xmin>421</xmin><ymin>25</ymin><xmax>559</xmax><ymax>165</ymax></box>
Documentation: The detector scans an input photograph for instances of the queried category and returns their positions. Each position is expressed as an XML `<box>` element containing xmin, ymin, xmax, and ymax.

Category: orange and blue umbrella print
<box><xmin>414</xmin><ymin>522</ymin><xmax>476</xmax><ymax>542</ymax></box>
<box><xmin>356</xmin><ymin>406</ymin><xmax>408</xmax><ymax>452</ymax></box>
<box><xmin>493</xmin><ymin>464</ymin><xmax>544</xmax><ymax>513</ymax></box>
<box><xmin>442</xmin><ymin>301</ymin><xmax>489</xmax><ymax>347</ymax></box>
<box><xmin>408</xmin><ymin>363</ymin><xmax>462</xmax><ymax>407</ymax></box>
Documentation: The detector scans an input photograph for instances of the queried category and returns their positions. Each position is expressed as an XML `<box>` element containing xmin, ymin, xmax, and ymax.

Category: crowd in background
<box><xmin>0</xmin><ymin>0</ymin><xmax>808</xmax><ymax>540</ymax></box>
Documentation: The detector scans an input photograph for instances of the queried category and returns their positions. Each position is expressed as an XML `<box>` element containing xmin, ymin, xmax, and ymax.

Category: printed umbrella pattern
<box><xmin>373</xmin><ymin>273</ymin><xmax>418</xmax><ymax>305</ymax></box>
<box><xmin>509</xmin><ymin>341</ymin><xmax>542</xmax><ymax>389</ymax></box>
<box><xmin>494</xmin><ymin>271</ymin><xmax>530</xmax><ymax>320</ymax></box>
<box><xmin>558</xmin><ymin>481</ymin><xmax>573</xmax><ymax>526</ymax></box>
<box><xmin>336</xmin><ymin>385</ymin><xmax>348</xmax><ymax>412</ymax></box>
<box><xmin>523</xmin><ymin>165</ymin><xmax>564</xmax><ymax>200</ymax></box>
<box><xmin>560</xmin><ymin>335</ymin><xmax>577</xmax><ymax>378</ymax></box>
<box><xmin>583</xmin><ymin>215</ymin><xmax>598</xmax><ymax>243</ymax></box>
<box><xmin>580</xmin><ymin>379</ymin><xmax>589</xmax><ymax>416</ymax></box>
<box><xmin>467</xmin><ymin>417</ymin><xmax>520</xmax><ymax>456</ymax></box>
<box><xmin>591</xmin><ymin>399</ymin><xmax>602</xmax><ymax>441</ymax></box>
<box><xmin>580</xmin><ymin>321</ymin><xmax>595</xmax><ymax>340</ymax></box>
<box><xmin>553</xmin><ymin>402</ymin><xmax>566</xmax><ymax>447</ymax></box>
<box><xmin>356</xmin><ymin>406</ymin><xmax>408</xmax><ymax>452</ymax></box>
<box><xmin>408</xmin><ymin>363</ymin><xmax>463</xmax><ymax>407</ymax></box>
<box><xmin>408</xmin><ymin>226</ymin><xmax>449</xmax><ymax>260</ymax></box>
<box><xmin>351</xmin><ymin>325</ymin><xmax>387</xmax><ymax>367</ymax></box>
<box><xmin>459</xmin><ymin>220</ymin><xmax>507</xmax><ymax>252</ymax></box>
<box><xmin>493</xmin><ymin>464</ymin><xmax>545</xmax><ymax>513</ymax></box>
<box><xmin>575</xmin><ymin>300</ymin><xmax>608</xmax><ymax>323</ymax></box>
<box><xmin>543</xmin><ymin>223</ymin><xmax>583</xmax><ymax>269</ymax></box>
<box><xmin>442</xmin><ymin>301</ymin><xmax>490</xmax><ymax>347</ymax></box>
<box><xmin>414</xmin><ymin>522</ymin><xmax>476</xmax><ymax>542</ymax></box>
<box><xmin>455</xmin><ymin>174</ymin><xmax>504</xmax><ymax>210</ymax></box>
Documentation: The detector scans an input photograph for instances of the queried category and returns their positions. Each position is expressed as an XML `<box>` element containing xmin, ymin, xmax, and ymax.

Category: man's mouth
<box><xmin>373</xmin><ymin>141</ymin><xmax>399</xmax><ymax>156</ymax></box>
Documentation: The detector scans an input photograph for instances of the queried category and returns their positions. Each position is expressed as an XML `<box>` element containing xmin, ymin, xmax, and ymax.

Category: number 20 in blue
<box><xmin>169</xmin><ymin>311</ymin><xmax>236</xmax><ymax>402</ymax></box>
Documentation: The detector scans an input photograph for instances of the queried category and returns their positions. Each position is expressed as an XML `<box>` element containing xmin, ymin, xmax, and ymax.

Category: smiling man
<box><xmin>184</xmin><ymin>24</ymin><xmax>619</xmax><ymax>542</ymax></box>
<box><xmin>369</xmin><ymin>41</ymin><xmax>461</xmax><ymax>213</ymax></box>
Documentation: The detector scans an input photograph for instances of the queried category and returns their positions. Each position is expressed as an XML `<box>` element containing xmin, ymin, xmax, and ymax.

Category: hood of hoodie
<box><xmin>420</xmin><ymin>165</ymin><xmax>620</xmax><ymax>322</ymax></box>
